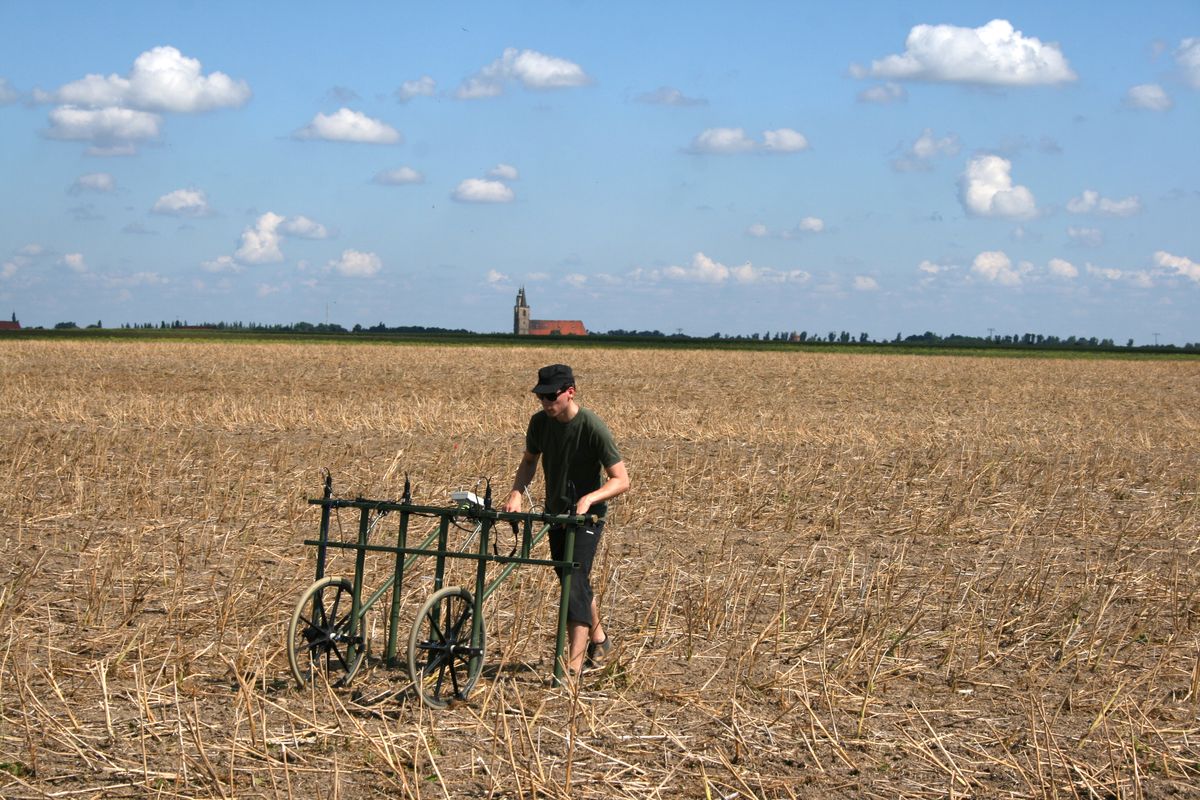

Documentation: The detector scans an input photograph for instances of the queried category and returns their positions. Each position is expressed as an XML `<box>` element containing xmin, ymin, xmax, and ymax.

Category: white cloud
<box><xmin>1048</xmin><ymin>257</ymin><xmax>1079</xmax><ymax>278</ymax></box>
<box><xmin>645</xmin><ymin>252</ymin><xmax>809</xmax><ymax>285</ymax></box>
<box><xmin>1154</xmin><ymin>250</ymin><xmax>1200</xmax><ymax>282</ymax></box>
<box><xmin>20</xmin><ymin>244</ymin><xmax>44</xmax><ymax>256</ymax></box>
<box><xmin>857</xmin><ymin>82</ymin><xmax>907</xmax><ymax>104</ymax></box>
<box><xmin>256</xmin><ymin>283</ymin><xmax>282</xmax><ymax>298</ymax></box>
<box><xmin>564</xmin><ymin>273</ymin><xmax>588</xmax><ymax>289</ymax></box>
<box><xmin>329</xmin><ymin>249</ymin><xmax>381</xmax><ymax>278</ymax></box>
<box><xmin>488</xmin><ymin>163</ymin><xmax>519</xmax><ymax>180</ymax></box>
<box><xmin>486</xmin><ymin>269</ymin><xmax>508</xmax><ymax>285</ymax></box>
<box><xmin>280</xmin><ymin>215</ymin><xmax>329</xmax><ymax>239</ymax></box>
<box><xmin>71</xmin><ymin>172</ymin><xmax>115</xmax><ymax>193</ymax></box>
<box><xmin>959</xmin><ymin>155</ymin><xmax>1037</xmax><ymax>219</ymax></box>
<box><xmin>971</xmin><ymin>250</ymin><xmax>1029</xmax><ymax>285</ymax></box>
<box><xmin>0</xmin><ymin>77</ymin><xmax>17</xmax><ymax>104</ymax></box>
<box><xmin>235</xmin><ymin>212</ymin><xmax>285</xmax><ymax>264</ymax></box>
<box><xmin>1</xmin><ymin>261</ymin><xmax>17</xmax><ymax>280</ymax></box>
<box><xmin>200</xmin><ymin>255</ymin><xmax>240</xmax><ymax>273</ymax></box>
<box><xmin>1084</xmin><ymin>263</ymin><xmax>1153</xmax><ymax>287</ymax></box>
<box><xmin>46</xmin><ymin>105</ymin><xmax>162</xmax><ymax>144</ymax></box>
<box><xmin>854</xmin><ymin>276</ymin><xmax>880</xmax><ymax>291</ymax></box>
<box><xmin>104</xmin><ymin>271</ymin><xmax>167</xmax><ymax>288</ymax></box>
<box><xmin>396</xmin><ymin>75</ymin><xmax>436</xmax><ymax>102</ymax></box>
<box><xmin>62</xmin><ymin>253</ymin><xmax>87</xmax><ymax>273</ymax></box>
<box><xmin>1066</xmin><ymin>189</ymin><xmax>1141</xmax><ymax>217</ymax></box>
<box><xmin>52</xmin><ymin>46</ymin><xmax>250</xmax><ymax>112</ymax></box>
<box><xmin>1177</xmin><ymin>38</ymin><xmax>1200</xmax><ymax>89</ymax></box>
<box><xmin>853</xmin><ymin>19</ymin><xmax>1076</xmax><ymax>86</ymax></box>
<box><xmin>452</xmin><ymin>178</ymin><xmax>515</xmax><ymax>203</ymax></box>
<box><xmin>373</xmin><ymin>166</ymin><xmax>424</xmax><ymax>185</ymax></box>
<box><xmin>688</xmin><ymin>127</ymin><xmax>809</xmax><ymax>154</ymax></box>
<box><xmin>917</xmin><ymin>260</ymin><xmax>953</xmax><ymax>274</ymax></box>
<box><xmin>1125</xmin><ymin>83</ymin><xmax>1172</xmax><ymax>111</ymax></box>
<box><xmin>893</xmin><ymin>128</ymin><xmax>960</xmax><ymax>171</ymax></box>
<box><xmin>293</xmin><ymin>108</ymin><xmax>401</xmax><ymax>144</ymax></box>
<box><xmin>635</xmin><ymin>86</ymin><xmax>707</xmax><ymax>106</ymax></box>
<box><xmin>747</xmin><ymin>218</ymin><xmax>825</xmax><ymax>239</ymax></box>
<box><xmin>761</xmin><ymin>128</ymin><xmax>809</xmax><ymax>153</ymax></box>
<box><xmin>457</xmin><ymin>48</ymin><xmax>590</xmax><ymax>99</ymax></box>
<box><xmin>152</xmin><ymin>188</ymin><xmax>211</xmax><ymax>217</ymax></box>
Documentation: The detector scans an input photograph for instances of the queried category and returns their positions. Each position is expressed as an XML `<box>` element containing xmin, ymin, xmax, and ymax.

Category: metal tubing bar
<box><xmin>433</xmin><ymin>516</ymin><xmax>450</xmax><ymax>593</ymax></box>
<box><xmin>385</xmin><ymin>509</ymin><xmax>410</xmax><ymax>665</ymax></box>
<box><xmin>301</xmin><ymin>538</ymin><xmax>573</xmax><ymax>569</ymax></box>
<box><xmin>552</xmin><ymin>524</ymin><xmax>577</xmax><ymax>686</ymax></box>
<box><xmin>314</xmin><ymin>474</ymin><xmax>333</xmax><ymax>582</ymax></box>
<box><xmin>308</xmin><ymin>497</ymin><xmax>594</xmax><ymax>530</ymax></box>
<box><xmin>472</xmin><ymin>520</ymin><xmax>490</xmax><ymax>658</ymax></box>
<box><xmin>348</xmin><ymin>507</ymin><xmax>370</xmax><ymax>666</ymax></box>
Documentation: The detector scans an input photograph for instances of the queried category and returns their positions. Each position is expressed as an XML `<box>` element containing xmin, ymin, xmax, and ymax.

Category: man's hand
<box><xmin>503</xmin><ymin>490</ymin><xmax>523</xmax><ymax>514</ymax></box>
<box><xmin>575</xmin><ymin>496</ymin><xmax>592</xmax><ymax>516</ymax></box>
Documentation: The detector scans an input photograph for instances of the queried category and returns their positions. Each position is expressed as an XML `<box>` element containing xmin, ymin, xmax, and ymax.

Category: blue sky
<box><xmin>1</xmin><ymin>2</ymin><xmax>1198</xmax><ymax>343</ymax></box>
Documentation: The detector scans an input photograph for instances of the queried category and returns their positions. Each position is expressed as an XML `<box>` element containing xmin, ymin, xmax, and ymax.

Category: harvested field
<box><xmin>2</xmin><ymin>339</ymin><xmax>1199</xmax><ymax>798</ymax></box>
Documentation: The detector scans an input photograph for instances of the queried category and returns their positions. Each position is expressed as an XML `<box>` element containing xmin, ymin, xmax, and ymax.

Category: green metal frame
<box><xmin>303</xmin><ymin>478</ymin><xmax>592</xmax><ymax>688</ymax></box>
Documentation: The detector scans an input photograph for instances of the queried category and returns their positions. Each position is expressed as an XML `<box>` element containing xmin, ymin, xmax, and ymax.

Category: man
<box><xmin>503</xmin><ymin>364</ymin><xmax>630</xmax><ymax>676</ymax></box>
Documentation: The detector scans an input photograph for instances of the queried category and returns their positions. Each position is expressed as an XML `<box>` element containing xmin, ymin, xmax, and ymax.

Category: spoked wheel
<box><xmin>408</xmin><ymin>586</ymin><xmax>485</xmax><ymax>709</ymax></box>
<box><xmin>288</xmin><ymin>577</ymin><xmax>366</xmax><ymax>688</ymax></box>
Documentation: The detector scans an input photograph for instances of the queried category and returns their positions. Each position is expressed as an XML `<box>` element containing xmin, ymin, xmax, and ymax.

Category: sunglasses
<box><xmin>535</xmin><ymin>387</ymin><xmax>569</xmax><ymax>402</ymax></box>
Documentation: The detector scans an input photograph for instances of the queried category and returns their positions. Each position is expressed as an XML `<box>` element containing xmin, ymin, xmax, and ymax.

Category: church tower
<box><xmin>514</xmin><ymin>287</ymin><xmax>530</xmax><ymax>335</ymax></box>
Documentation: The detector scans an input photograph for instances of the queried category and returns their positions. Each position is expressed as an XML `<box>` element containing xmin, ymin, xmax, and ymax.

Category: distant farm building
<box><xmin>513</xmin><ymin>288</ymin><xmax>586</xmax><ymax>336</ymax></box>
<box><xmin>0</xmin><ymin>312</ymin><xmax>20</xmax><ymax>331</ymax></box>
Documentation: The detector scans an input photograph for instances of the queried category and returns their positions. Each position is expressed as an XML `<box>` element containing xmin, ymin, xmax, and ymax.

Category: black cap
<box><xmin>532</xmin><ymin>364</ymin><xmax>574</xmax><ymax>394</ymax></box>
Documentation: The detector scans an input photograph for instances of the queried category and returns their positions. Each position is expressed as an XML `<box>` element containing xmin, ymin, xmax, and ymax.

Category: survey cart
<box><xmin>286</xmin><ymin>474</ymin><xmax>594</xmax><ymax>709</ymax></box>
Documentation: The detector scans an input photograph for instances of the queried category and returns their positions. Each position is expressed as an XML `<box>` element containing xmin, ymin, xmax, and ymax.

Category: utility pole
<box><xmin>1153</xmin><ymin>332</ymin><xmax>1161</xmax><ymax>347</ymax></box>
<box><xmin>987</xmin><ymin>327</ymin><xmax>994</xmax><ymax>342</ymax></box>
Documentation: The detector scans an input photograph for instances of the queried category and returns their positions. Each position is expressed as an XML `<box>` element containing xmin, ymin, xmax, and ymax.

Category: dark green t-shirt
<box><xmin>526</xmin><ymin>406</ymin><xmax>622</xmax><ymax>517</ymax></box>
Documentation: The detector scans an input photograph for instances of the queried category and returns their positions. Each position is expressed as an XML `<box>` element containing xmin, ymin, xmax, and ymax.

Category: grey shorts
<box><xmin>549</xmin><ymin>521</ymin><xmax>604</xmax><ymax>625</ymax></box>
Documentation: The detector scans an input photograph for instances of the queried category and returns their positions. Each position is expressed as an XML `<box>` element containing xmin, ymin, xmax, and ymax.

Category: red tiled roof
<box><xmin>528</xmin><ymin>320</ymin><xmax>586</xmax><ymax>336</ymax></box>
<box><xmin>0</xmin><ymin>321</ymin><xmax>20</xmax><ymax>331</ymax></box>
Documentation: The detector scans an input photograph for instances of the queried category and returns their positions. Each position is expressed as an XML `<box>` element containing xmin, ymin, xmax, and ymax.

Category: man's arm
<box><xmin>576</xmin><ymin>460</ymin><xmax>630</xmax><ymax>516</ymax></box>
<box><xmin>503</xmin><ymin>450</ymin><xmax>540</xmax><ymax>513</ymax></box>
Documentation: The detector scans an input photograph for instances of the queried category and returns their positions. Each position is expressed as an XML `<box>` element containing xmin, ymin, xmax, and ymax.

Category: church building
<box><xmin>513</xmin><ymin>288</ymin><xmax>587</xmax><ymax>336</ymax></box>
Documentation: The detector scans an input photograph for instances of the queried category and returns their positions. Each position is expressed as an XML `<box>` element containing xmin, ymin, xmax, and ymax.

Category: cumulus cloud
<box><xmin>746</xmin><ymin>223</ymin><xmax>769</xmax><ymax>238</ymax></box>
<box><xmin>635</xmin><ymin>86</ymin><xmax>707</xmax><ymax>106</ymax></box>
<box><xmin>280</xmin><ymin>215</ymin><xmax>329</xmax><ymax>239</ymax></box>
<box><xmin>1155</xmin><ymin>250</ymin><xmax>1200</xmax><ymax>282</ymax></box>
<box><xmin>857</xmin><ymin>82</ymin><xmax>907</xmax><ymax>104</ymax></box>
<box><xmin>959</xmin><ymin>155</ymin><xmax>1037</xmax><ymax>219</ymax></box>
<box><xmin>1125</xmin><ymin>83</ymin><xmax>1172</xmax><ymax>111</ymax></box>
<box><xmin>452</xmin><ymin>178</ymin><xmax>515</xmax><ymax>203</ymax></box>
<box><xmin>1048</xmin><ymin>257</ymin><xmax>1079</xmax><ymax>278</ymax></box>
<box><xmin>396</xmin><ymin>75</ymin><xmax>436</xmax><ymax>102</ymax></box>
<box><xmin>917</xmin><ymin>260</ymin><xmax>956</xmax><ymax>275</ymax></box>
<box><xmin>687</xmin><ymin>127</ymin><xmax>808</xmax><ymax>154</ymax></box>
<box><xmin>1086</xmin><ymin>263</ymin><xmax>1154</xmax><ymax>287</ymax></box>
<box><xmin>852</xmin><ymin>19</ymin><xmax>1076</xmax><ymax>86</ymax></box>
<box><xmin>62</xmin><ymin>253</ymin><xmax>87</xmax><ymax>273</ymax></box>
<box><xmin>854</xmin><ymin>276</ymin><xmax>880</xmax><ymax>291</ymax></box>
<box><xmin>1177</xmin><ymin>38</ymin><xmax>1200</xmax><ymax>89</ymax></box>
<box><xmin>152</xmin><ymin>188</ymin><xmax>211</xmax><ymax>217</ymax></box>
<box><xmin>892</xmin><ymin>128</ymin><xmax>960</xmax><ymax>171</ymax></box>
<box><xmin>293</xmin><ymin>108</ymin><xmax>401</xmax><ymax>143</ymax></box>
<box><xmin>486</xmin><ymin>269</ymin><xmax>508</xmax><ymax>285</ymax></box>
<box><xmin>45</xmin><ymin>105</ymin><xmax>161</xmax><ymax>145</ymax></box>
<box><xmin>235</xmin><ymin>212</ymin><xmax>285</xmax><ymax>264</ymax></box>
<box><xmin>637</xmin><ymin>252</ymin><xmax>809</xmax><ymax>285</ymax></box>
<box><xmin>457</xmin><ymin>48</ymin><xmax>590</xmax><ymax>99</ymax></box>
<box><xmin>971</xmin><ymin>250</ymin><xmax>1030</xmax><ymax>285</ymax></box>
<box><xmin>200</xmin><ymin>255</ymin><xmax>240</xmax><ymax>273</ymax></box>
<box><xmin>1066</xmin><ymin>189</ymin><xmax>1141</xmax><ymax>217</ymax></box>
<box><xmin>70</xmin><ymin>172</ymin><xmax>115</xmax><ymax>194</ymax></box>
<box><xmin>373</xmin><ymin>166</ymin><xmax>424</xmax><ymax>185</ymax></box>
<box><xmin>51</xmin><ymin>46</ymin><xmax>250</xmax><ymax>112</ymax></box>
<box><xmin>0</xmin><ymin>77</ymin><xmax>18</xmax><ymax>104</ymax></box>
<box><xmin>487</xmin><ymin>163</ymin><xmax>519</xmax><ymax>180</ymax></box>
<box><xmin>329</xmin><ymin>249</ymin><xmax>381</xmax><ymax>277</ymax></box>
